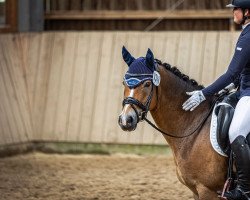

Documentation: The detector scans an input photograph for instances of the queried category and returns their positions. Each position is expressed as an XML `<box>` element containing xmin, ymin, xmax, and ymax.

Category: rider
<box><xmin>182</xmin><ymin>0</ymin><xmax>250</xmax><ymax>199</ymax></box>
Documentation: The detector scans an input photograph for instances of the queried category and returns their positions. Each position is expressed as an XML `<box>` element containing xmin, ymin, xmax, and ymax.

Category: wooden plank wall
<box><xmin>44</xmin><ymin>0</ymin><xmax>237</xmax><ymax>31</ymax></box>
<box><xmin>45</xmin><ymin>18</ymin><xmax>232</xmax><ymax>31</ymax></box>
<box><xmin>0</xmin><ymin>31</ymin><xmax>239</xmax><ymax>146</ymax></box>
<box><xmin>0</xmin><ymin>34</ymin><xmax>33</xmax><ymax>145</ymax></box>
<box><xmin>46</xmin><ymin>0</ymin><xmax>229</xmax><ymax>11</ymax></box>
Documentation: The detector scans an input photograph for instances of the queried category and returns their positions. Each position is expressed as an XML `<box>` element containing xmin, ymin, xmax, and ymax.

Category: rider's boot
<box><xmin>224</xmin><ymin>135</ymin><xmax>250</xmax><ymax>200</ymax></box>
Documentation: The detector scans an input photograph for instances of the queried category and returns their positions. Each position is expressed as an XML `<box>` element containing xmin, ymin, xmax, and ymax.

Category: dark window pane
<box><xmin>0</xmin><ymin>0</ymin><xmax>6</xmax><ymax>25</ymax></box>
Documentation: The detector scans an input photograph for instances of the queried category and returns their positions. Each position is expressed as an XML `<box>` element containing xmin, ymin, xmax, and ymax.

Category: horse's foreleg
<box><xmin>197</xmin><ymin>185</ymin><xmax>218</xmax><ymax>200</ymax></box>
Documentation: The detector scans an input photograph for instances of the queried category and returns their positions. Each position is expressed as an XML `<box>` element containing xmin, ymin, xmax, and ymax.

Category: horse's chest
<box><xmin>176</xmin><ymin>164</ymin><xmax>196</xmax><ymax>189</ymax></box>
<box><xmin>176</xmin><ymin>166</ymin><xmax>187</xmax><ymax>185</ymax></box>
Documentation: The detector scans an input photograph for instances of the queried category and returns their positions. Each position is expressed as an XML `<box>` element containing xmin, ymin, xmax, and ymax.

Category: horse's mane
<box><xmin>155</xmin><ymin>59</ymin><xmax>204</xmax><ymax>90</ymax></box>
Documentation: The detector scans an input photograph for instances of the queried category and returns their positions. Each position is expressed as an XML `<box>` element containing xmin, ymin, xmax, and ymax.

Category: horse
<box><xmin>118</xmin><ymin>46</ymin><xmax>228</xmax><ymax>200</ymax></box>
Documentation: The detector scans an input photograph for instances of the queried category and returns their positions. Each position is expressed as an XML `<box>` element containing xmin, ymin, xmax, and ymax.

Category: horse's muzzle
<box><xmin>118</xmin><ymin>114</ymin><xmax>137</xmax><ymax>132</ymax></box>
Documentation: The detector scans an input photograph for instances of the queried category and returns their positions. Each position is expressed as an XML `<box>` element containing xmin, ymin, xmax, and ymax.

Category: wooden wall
<box><xmin>45</xmin><ymin>0</ymin><xmax>229</xmax><ymax>11</ymax></box>
<box><xmin>44</xmin><ymin>0</ymin><xmax>238</xmax><ymax>31</ymax></box>
<box><xmin>0</xmin><ymin>31</ymin><xmax>239</xmax><ymax>146</ymax></box>
<box><xmin>45</xmin><ymin>19</ymin><xmax>232</xmax><ymax>31</ymax></box>
<box><xmin>0</xmin><ymin>34</ymin><xmax>33</xmax><ymax>145</ymax></box>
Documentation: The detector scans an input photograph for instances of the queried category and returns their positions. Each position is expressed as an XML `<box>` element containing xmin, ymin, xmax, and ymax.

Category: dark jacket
<box><xmin>202</xmin><ymin>23</ymin><xmax>250</xmax><ymax>98</ymax></box>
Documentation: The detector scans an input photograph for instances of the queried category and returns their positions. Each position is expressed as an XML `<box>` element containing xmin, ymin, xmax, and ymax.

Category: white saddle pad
<box><xmin>210</xmin><ymin>103</ymin><xmax>228</xmax><ymax>157</ymax></box>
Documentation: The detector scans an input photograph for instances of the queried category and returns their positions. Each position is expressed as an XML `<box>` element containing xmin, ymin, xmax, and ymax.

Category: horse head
<box><xmin>118</xmin><ymin>46</ymin><xmax>159</xmax><ymax>131</ymax></box>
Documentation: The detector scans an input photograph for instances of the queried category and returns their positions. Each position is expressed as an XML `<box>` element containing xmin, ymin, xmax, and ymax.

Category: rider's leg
<box><xmin>229</xmin><ymin>96</ymin><xmax>250</xmax><ymax>143</ymax></box>
<box><xmin>224</xmin><ymin>96</ymin><xmax>250</xmax><ymax>200</ymax></box>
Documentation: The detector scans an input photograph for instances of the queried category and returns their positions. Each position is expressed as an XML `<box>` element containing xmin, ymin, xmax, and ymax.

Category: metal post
<box><xmin>18</xmin><ymin>0</ymin><xmax>30</xmax><ymax>32</ymax></box>
<box><xmin>29</xmin><ymin>0</ymin><xmax>44</xmax><ymax>31</ymax></box>
<box><xmin>229</xmin><ymin>18</ymin><xmax>236</xmax><ymax>32</ymax></box>
<box><xmin>18</xmin><ymin>0</ymin><xmax>44</xmax><ymax>32</ymax></box>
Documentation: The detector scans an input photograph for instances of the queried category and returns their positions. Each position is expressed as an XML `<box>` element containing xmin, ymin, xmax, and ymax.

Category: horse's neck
<box><xmin>150</xmin><ymin>68</ymin><xmax>212</xmax><ymax>157</ymax></box>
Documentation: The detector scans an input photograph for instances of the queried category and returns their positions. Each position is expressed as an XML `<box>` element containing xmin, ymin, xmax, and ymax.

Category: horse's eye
<box><xmin>144</xmin><ymin>82</ymin><xmax>151</xmax><ymax>88</ymax></box>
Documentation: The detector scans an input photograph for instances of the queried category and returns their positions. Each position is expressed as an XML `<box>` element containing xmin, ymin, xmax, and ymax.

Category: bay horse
<box><xmin>118</xmin><ymin>47</ymin><xmax>228</xmax><ymax>200</ymax></box>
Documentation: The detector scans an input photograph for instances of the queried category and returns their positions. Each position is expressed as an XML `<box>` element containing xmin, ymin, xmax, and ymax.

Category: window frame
<box><xmin>0</xmin><ymin>0</ymin><xmax>17</xmax><ymax>33</ymax></box>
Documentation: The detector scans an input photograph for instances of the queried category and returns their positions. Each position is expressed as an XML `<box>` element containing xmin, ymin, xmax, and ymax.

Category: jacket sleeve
<box><xmin>202</xmin><ymin>38</ymin><xmax>250</xmax><ymax>96</ymax></box>
<box><xmin>233</xmin><ymin>75</ymin><xmax>240</xmax><ymax>88</ymax></box>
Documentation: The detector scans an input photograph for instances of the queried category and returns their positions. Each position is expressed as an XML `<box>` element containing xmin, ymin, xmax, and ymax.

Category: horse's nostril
<box><xmin>118</xmin><ymin>116</ymin><xmax>122</xmax><ymax>125</ymax></box>
<box><xmin>127</xmin><ymin>116</ymin><xmax>133</xmax><ymax>124</ymax></box>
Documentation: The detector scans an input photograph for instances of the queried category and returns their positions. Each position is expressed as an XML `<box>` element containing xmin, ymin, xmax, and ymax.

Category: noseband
<box><xmin>122</xmin><ymin>81</ymin><xmax>154</xmax><ymax>122</ymax></box>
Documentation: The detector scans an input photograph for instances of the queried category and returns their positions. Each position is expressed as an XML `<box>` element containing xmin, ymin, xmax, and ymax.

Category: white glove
<box><xmin>182</xmin><ymin>90</ymin><xmax>206</xmax><ymax>111</ymax></box>
<box><xmin>217</xmin><ymin>83</ymin><xmax>235</xmax><ymax>95</ymax></box>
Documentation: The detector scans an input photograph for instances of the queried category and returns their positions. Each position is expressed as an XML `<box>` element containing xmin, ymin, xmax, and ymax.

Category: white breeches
<box><xmin>229</xmin><ymin>96</ymin><xmax>250</xmax><ymax>143</ymax></box>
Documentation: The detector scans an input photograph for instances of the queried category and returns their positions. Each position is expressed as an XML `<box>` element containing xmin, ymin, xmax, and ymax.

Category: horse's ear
<box><xmin>146</xmin><ymin>48</ymin><xmax>155</xmax><ymax>69</ymax></box>
<box><xmin>122</xmin><ymin>46</ymin><xmax>135</xmax><ymax>66</ymax></box>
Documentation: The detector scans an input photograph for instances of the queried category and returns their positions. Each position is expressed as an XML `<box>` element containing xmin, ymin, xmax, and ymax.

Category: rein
<box><xmin>123</xmin><ymin>82</ymin><xmax>223</xmax><ymax>139</ymax></box>
<box><xmin>144</xmin><ymin>98</ymin><xmax>218</xmax><ymax>138</ymax></box>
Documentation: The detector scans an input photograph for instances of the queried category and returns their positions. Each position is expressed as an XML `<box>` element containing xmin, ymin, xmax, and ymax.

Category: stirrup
<box><xmin>240</xmin><ymin>189</ymin><xmax>250</xmax><ymax>200</ymax></box>
<box><xmin>221</xmin><ymin>188</ymin><xmax>250</xmax><ymax>200</ymax></box>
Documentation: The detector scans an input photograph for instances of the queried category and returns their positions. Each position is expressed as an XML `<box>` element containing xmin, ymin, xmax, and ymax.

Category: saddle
<box><xmin>215</xmin><ymin>92</ymin><xmax>250</xmax><ymax>156</ymax></box>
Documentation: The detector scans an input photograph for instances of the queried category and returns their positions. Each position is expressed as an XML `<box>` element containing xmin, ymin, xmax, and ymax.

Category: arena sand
<box><xmin>0</xmin><ymin>153</ymin><xmax>193</xmax><ymax>200</ymax></box>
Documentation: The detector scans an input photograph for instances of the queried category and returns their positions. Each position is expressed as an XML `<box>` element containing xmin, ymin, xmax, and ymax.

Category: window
<box><xmin>0</xmin><ymin>0</ymin><xmax>17</xmax><ymax>33</ymax></box>
<box><xmin>0</xmin><ymin>0</ymin><xmax>6</xmax><ymax>25</ymax></box>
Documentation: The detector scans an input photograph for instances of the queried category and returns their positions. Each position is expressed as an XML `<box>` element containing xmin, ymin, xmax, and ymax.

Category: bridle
<box><xmin>122</xmin><ymin>81</ymin><xmax>154</xmax><ymax>122</ymax></box>
<box><xmin>122</xmin><ymin>66</ymin><xmax>221</xmax><ymax>139</ymax></box>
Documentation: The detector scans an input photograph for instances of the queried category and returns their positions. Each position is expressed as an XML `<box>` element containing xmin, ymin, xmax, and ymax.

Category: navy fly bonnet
<box><xmin>122</xmin><ymin>46</ymin><xmax>160</xmax><ymax>88</ymax></box>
